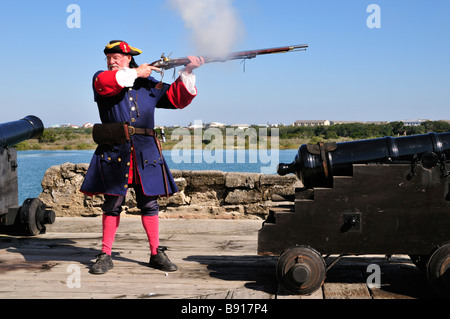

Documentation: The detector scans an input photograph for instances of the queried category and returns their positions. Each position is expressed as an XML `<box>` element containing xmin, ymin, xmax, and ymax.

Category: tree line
<box><xmin>14</xmin><ymin>121</ymin><xmax>450</xmax><ymax>150</ymax></box>
<box><xmin>277</xmin><ymin>121</ymin><xmax>450</xmax><ymax>141</ymax></box>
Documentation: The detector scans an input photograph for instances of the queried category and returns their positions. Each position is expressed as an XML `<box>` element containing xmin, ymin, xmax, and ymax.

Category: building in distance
<box><xmin>293</xmin><ymin>120</ymin><xmax>331</xmax><ymax>127</ymax></box>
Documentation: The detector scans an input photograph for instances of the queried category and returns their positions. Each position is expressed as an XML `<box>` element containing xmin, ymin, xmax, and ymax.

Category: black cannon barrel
<box><xmin>0</xmin><ymin>116</ymin><xmax>44</xmax><ymax>148</ymax></box>
<box><xmin>278</xmin><ymin>132</ymin><xmax>450</xmax><ymax>188</ymax></box>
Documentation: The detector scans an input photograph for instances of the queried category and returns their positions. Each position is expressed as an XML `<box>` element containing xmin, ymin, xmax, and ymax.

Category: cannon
<box><xmin>258</xmin><ymin>132</ymin><xmax>450</xmax><ymax>297</ymax></box>
<box><xmin>0</xmin><ymin>116</ymin><xmax>55</xmax><ymax>236</ymax></box>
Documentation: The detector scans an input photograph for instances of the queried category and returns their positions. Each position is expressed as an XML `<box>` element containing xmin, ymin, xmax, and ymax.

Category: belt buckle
<box><xmin>128</xmin><ymin>126</ymin><xmax>136</xmax><ymax>136</ymax></box>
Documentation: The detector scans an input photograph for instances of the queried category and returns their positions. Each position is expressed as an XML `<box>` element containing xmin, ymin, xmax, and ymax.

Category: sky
<box><xmin>0</xmin><ymin>0</ymin><xmax>449</xmax><ymax>128</ymax></box>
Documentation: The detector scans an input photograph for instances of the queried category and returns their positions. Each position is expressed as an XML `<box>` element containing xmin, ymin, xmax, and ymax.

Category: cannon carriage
<box><xmin>0</xmin><ymin>116</ymin><xmax>55</xmax><ymax>236</ymax></box>
<box><xmin>258</xmin><ymin>132</ymin><xmax>450</xmax><ymax>297</ymax></box>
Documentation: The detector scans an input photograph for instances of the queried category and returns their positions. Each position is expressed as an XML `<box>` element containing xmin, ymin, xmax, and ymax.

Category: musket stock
<box><xmin>150</xmin><ymin>44</ymin><xmax>308</xmax><ymax>70</ymax></box>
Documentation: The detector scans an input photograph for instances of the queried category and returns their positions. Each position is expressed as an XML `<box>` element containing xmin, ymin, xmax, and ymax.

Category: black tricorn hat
<box><xmin>103</xmin><ymin>40</ymin><xmax>142</xmax><ymax>56</ymax></box>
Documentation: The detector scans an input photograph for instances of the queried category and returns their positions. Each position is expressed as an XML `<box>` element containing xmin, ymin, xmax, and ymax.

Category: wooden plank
<box><xmin>0</xmin><ymin>217</ymin><xmax>442</xmax><ymax>299</ymax></box>
<box><xmin>276</xmin><ymin>285</ymin><xmax>324</xmax><ymax>299</ymax></box>
<box><xmin>323</xmin><ymin>283</ymin><xmax>372</xmax><ymax>299</ymax></box>
<box><xmin>0</xmin><ymin>218</ymin><xmax>276</xmax><ymax>299</ymax></box>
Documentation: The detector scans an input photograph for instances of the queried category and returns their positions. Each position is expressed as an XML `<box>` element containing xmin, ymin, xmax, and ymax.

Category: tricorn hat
<box><xmin>103</xmin><ymin>40</ymin><xmax>142</xmax><ymax>56</ymax></box>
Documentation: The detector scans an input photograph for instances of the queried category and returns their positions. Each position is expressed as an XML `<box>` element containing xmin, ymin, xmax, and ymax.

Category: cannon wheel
<box><xmin>276</xmin><ymin>246</ymin><xmax>326</xmax><ymax>295</ymax></box>
<box><xmin>426</xmin><ymin>243</ymin><xmax>450</xmax><ymax>298</ymax></box>
<box><xmin>18</xmin><ymin>198</ymin><xmax>54</xmax><ymax>236</ymax></box>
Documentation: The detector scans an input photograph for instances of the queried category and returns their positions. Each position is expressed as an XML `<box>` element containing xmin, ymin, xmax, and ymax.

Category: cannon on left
<box><xmin>0</xmin><ymin>116</ymin><xmax>55</xmax><ymax>236</ymax></box>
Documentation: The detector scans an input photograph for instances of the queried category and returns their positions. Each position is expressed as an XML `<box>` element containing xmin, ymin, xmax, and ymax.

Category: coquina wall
<box><xmin>39</xmin><ymin>163</ymin><xmax>301</xmax><ymax>219</ymax></box>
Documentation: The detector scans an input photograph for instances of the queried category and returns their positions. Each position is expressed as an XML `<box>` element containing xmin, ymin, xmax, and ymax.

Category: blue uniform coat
<box><xmin>80</xmin><ymin>71</ymin><xmax>190</xmax><ymax>197</ymax></box>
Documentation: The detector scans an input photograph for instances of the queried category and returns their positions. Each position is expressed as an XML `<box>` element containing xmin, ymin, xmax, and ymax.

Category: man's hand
<box><xmin>185</xmin><ymin>56</ymin><xmax>204</xmax><ymax>74</ymax></box>
<box><xmin>136</xmin><ymin>63</ymin><xmax>161</xmax><ymax>78</ymax></box>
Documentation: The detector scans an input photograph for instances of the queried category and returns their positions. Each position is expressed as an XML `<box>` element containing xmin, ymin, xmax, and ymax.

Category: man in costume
<box><xmin>80</xmin><ymin>40</ymin><xmax>204</xmax><ymax>274</ymax></box>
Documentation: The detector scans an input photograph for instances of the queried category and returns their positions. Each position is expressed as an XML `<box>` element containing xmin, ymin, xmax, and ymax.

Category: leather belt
<box><xmin>127</xmin><ymin>125</ymin><xmax>162</xmax><ymax>156</ymax></box>
<box><xmin>127</xmin><ymin>126</ymin><xmax>156</xmax><ymax>137</ymax></box>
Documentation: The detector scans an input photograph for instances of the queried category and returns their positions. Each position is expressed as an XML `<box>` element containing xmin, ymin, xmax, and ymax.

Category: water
<box><xmin>17</xmin><ymin>150</ymin><xmax>95</xmax><ymax>204</ymax></box>
<box><xmin>16</xmin><ymin>149</ymin><xmax>298</xmax><ymax>204</ymax></box>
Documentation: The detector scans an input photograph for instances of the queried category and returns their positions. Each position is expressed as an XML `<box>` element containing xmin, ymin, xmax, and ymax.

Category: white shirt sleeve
<box><xmin>116</xmin><ymin>68</ymin><xmax>138</xmax><ymax>88</ymax></box>
<box><xmin>116</xmin><ymin>67</ymin><xmax>197</xmax><ymax>94</ymax></box>
<box><xmin>179</xmin><ymin>69</ymin><xmax>197</xmax><ymax>95</ymax></box>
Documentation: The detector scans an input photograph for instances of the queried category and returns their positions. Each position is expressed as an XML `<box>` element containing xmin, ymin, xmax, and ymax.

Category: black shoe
<box><xmin>90</xmin><ymin>253</ymin><xmax>113</xmax><ymax>274</ymax></box>
<box><xmin>149</xmin><ymin>247</ymin><xmax>178</xmax><ymax>272</ymax></box>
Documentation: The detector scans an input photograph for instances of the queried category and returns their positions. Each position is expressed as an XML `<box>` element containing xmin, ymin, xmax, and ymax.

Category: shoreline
<box><xmin>16</xmin><ymin>134</ymin><xmax>358</xmax><ymax>151</ymax></box>
<box><xmin>16</xmin><ymin>139</ymin><xmax>311</xmax><ymax>151</ymax></box>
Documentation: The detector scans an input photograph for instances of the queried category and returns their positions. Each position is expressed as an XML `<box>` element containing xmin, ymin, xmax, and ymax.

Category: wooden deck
<box><xmin>0</xmin><ymin>217</ymin><xmax>441</xmax><ymax>299</ymax></box>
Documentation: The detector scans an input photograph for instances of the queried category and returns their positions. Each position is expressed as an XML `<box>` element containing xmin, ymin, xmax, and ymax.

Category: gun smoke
<box><xmin>169</xmin><ymin>0</ymin><xmax>244</xmax><ymax>57</ymax></box>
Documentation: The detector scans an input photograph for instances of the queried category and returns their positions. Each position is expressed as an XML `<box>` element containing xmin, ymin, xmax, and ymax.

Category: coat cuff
<box><xmin>166</xmin><ymin>76</ymin><xmax>197</xmax><ymax>109</ymax></box>
<box><xmin>94</xmin><ymin>70</ymin><xmax>123</xmax><ymax>96</ymax></box>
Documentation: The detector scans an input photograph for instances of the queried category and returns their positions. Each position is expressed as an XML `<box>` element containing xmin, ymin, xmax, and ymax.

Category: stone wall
<box><xmin>39</xmin><ymin>163</ymin><xmax>301</xmax><ymax>219</ymax></box>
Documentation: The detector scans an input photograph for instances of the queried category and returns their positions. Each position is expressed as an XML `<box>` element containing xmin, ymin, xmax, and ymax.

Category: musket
<box><xmin>149</xmin><ymin>44</ymin><xmax>308</xmax><ymax>70</ymax></box>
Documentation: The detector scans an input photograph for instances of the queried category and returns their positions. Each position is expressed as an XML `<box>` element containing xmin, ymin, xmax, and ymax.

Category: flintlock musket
<box><xmin>149</xmin><ymin>44</ymin><xmax>308</xmax><ymax>70</ymax></box>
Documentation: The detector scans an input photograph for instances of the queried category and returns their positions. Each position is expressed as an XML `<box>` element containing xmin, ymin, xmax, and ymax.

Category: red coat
<box><xmin>80</xmin><ymin>69</ymin><xmax>196</xmax><ymax>197</ymax></box>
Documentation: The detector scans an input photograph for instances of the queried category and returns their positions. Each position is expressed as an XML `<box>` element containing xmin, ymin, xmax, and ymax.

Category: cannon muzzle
<box><xmin>0</xmin><ymin>115</ymin><xmax>44</xmax><ymax>148</ymax></box>
<box><xmin>279</xmin><ymin>132</ymin><xmax>450</xmax><ymax>188</ymax></box>
<box><xmin>277</xmin><ymin>162</ymin><xmax>297</xmax><ymax>176</ymax></box>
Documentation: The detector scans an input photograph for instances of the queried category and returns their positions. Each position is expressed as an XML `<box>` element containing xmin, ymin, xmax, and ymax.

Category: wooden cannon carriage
<box><xmin>258</xmin><ymin>133</ymin><xmax>450</xmax><ymax>297</ymax></box>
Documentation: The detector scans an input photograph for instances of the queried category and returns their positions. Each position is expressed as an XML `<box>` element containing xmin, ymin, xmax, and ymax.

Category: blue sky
<box><xmin>1</xmin><ymin>0</ymin><xmax>449</xmax><ymax>127</ymax></box>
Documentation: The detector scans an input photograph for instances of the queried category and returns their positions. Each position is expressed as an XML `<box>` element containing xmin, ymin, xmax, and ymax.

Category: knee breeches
<box><xmin>102</xmin><ymin>187</ymin><xmax>159</xmax><ymax>217</ymax></box>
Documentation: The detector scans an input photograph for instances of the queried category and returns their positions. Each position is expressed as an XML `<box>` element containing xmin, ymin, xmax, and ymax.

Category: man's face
<box><xmin>106</xmin><ymin>53</ymin><xmax>131</xmax><ymax>70</ymax></box>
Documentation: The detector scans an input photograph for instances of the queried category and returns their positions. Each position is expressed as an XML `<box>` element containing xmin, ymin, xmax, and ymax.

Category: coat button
<box><xmin>144</xmin><ymin>160</ymin><xmax>148</xmax><ymax>164</ymax></box>
<box><xmin>124</xmin><ymin>185</ymin><xmax>128</xmax><ymax>189</ymax></box>
<box><xmin>107</xmin><ymin>157</ymin><xmax>111</xmax><ymax>161</ymax></box>
<box><xmin>118</xmin><ymin>158</ymin><xmax>122</xmax><ymax>162</ymax></box>
<box><xmin>153</xmin><ymin>160</ymin><xmax>157</xmax><ymax>163</ymax></box>
<box><xmin>127</xmin><ymin>162</ymin><xmax>130</xmax><ymax>166</ymax></box>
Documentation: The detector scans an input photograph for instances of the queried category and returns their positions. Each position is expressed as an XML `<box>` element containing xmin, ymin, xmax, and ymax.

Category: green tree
<box><xmin>38</xmin><ymin>130</ymin><xmax>57</xmax><ymax>143</ymax></box>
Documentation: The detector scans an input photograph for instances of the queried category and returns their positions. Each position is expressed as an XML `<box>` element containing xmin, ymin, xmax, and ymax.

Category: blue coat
<box><xmin>80</xmin><ymin>71</ymin><xmax>191</xmax><ymax>197</ymax></box>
